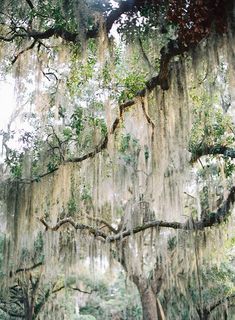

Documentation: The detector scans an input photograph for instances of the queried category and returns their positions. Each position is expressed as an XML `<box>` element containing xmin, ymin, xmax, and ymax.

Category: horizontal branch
<box><xmin>39</xmin><ymin>217</ymin><xmax>107</xmax><ymax>240</ymax></box>
<box><xmin>69</xmin><ymin>286</ymin><xmax>94</xmax><ymax>294</ymax></box>
<box><xmin>14</xmin><ymin>261</ymin><xmax>43</xmax><ymax>274</ymax></box>
<box><xmin>39</xmin><ymin>186</ymin><xmax>235</xmax><ymax>241</ymax></box>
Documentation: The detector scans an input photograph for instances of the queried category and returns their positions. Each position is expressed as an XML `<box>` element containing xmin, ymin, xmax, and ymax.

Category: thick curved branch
<box><xmin>65</xmin><ymin>135</ymin><xmax>108</xmax><ymax>164</ymax></box>
<box><xmin>0</xmin><ymin>22</ymin><xmax>189</xmax><ymax>91</ymax></box>
<box><xmin>39</xmin><ymin>186</ymin><xmax>235</xmax><ymax>242</ymax></box>
<box><xmin>104</xmin><ymin>0</ymin><xmax>143</xmax><ymax>33</ymax></box>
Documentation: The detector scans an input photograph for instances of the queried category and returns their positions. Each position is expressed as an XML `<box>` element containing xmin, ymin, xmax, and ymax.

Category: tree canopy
<box><xmin>0</xmin><ymin>0</ymin><xmax>235</xmax><ymax>319</ymax></box>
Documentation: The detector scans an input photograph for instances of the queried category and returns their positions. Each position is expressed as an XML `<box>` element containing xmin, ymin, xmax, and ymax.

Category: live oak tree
<box><xmin>0</xmin><ymin>1</ymin><xmax>235</xmax><ymax>319</ymax></box>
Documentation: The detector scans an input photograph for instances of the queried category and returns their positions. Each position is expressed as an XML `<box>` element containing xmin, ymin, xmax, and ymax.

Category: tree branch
<box><xmin>84</xmin><ymin>215</ymin><xmax>119</xmax><ymax>234</ymax></box>
<box><xmin>39</xmin><ymin>186</ymin><xmax>235</xmax><ymax>241</ymax></box>
<box><xmin>38</xmin><ymin>217</ymin><xmax>107</xmax><ymax>240</ymax></box>
<box><xmin>15</xmin><ymin>261</ymin><xmax>43</xmax><ymax>274</ymax></box>
<box><xmin>65</xmin><ymin>135</ymin><xmax>108</xmax><ymax>164</ymax></box>
<box><xmin>52</xmin><ymin>284</ymin><xmax>94</xmax><ymax>295</ymax></box>
<box><xmin>11</xmin><ymin>39</ymin><xmax>37</xmax><ymax>64</ymax></box>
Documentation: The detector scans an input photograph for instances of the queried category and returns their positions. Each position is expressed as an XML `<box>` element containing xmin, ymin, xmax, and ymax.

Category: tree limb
<box><xmin>52</xmin><ymin>285</ymin><xmax>94</xmax><ymax>295</ymax></box>
<box><xmin>14</xmin><ymin>261</ymin><xmax>43</xmax><ymax>274</ymax></box>
<box><xmin>39</xmin><ymin>186</ymin><xmax>235</xmax><ymax>241</ymax></box>
<box><xmin>38</xmin><ymin>217</ymin><xmax>107</xmax><ymax>240</ymax></box>
<box><xmin>11</xmin><ymin>39</ymin><xmax>37</xmax><ymax>64</ymax></box>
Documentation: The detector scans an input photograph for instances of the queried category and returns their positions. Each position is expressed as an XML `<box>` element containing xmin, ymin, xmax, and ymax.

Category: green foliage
<box><xmin>81</xmin><ymin>185</ymin><xmax>92</xmax><ymax>202</ymax></box>
<box><xmin>63</xmin><ymin>127</ymin><xmax>73</xmax><ymax>140</ymax></box>
<box><xmin>71</xmin><ymin>107</ymin><xmax>84</xmax><ymax>137</ymax></box>
<box><xmin>33</xmin><ymin>231</ymin><xmax>44</xmax><ymax>262</ymax></box>
<box><xmin>119</xmin><ymin>133</ymin><xmax>132</xmax><ymax>153</ymax></box>
<box><xmin>102</xmin><ymin>62</ymin><xmax>112</xmax><ymax>86</ymax></box>
<box><xmin>79</xmin><ymin>272</ymin><xmax>142</xmax><ymax>320</ymax></box>
<box><xmin>163</xmin><ymin>261</ymin><xmax>235</xmax><ymax>319</ymax></box>
<box><xmin>5</xmin><ymin>150</ymin><xmax>23</xmax><ymax>179</ymax></box>
<box><xmin>224</xmin><ymin>158</ymin><xmax>235</xmax><ymax>178</ymax></box>
<box><xmin>47</xmin><ymin>154</ymin><xmax>60</xmax><ymax>172</ymax></box>
<box><xmin>144</xmin><ymin>145</ymin><xmax>149</xmax><ymax>161</ymax></box>
<box><xmin>118</xmin><ymin>72</ymin><xmax>146</xmax><ymax>103</ymax></box>
<box><xmin>67</xmin><ymin>197</ymin><xmax>77</xmax><ymax>216</ymax></box>
<box><xmin>70</xmin><ymin>107</ymin><xmax>107</xmax><ymax>143</ymax></box>
<box><xmin>31</xmin><ymin>1</ymin><xmax>79</xmax><ymax>33</ymax></box>
<box><xmin>167</xmin><ymin>236</ymin><xmax>177</xmax><ymax>251</ymax></box>
<box><xmin>189</xmin><ymin>89</ymin><xmax>234</xmax><ymax>154</ymax></box>
<box><xmin>118</xmin><ymin>133</ymin><xmax>140</xmax><ymax>166</ymax></box>
<box><xmin>67</xmin><ymin>44</ymin><xmax>97</xmax><ymax>96</ymax></box>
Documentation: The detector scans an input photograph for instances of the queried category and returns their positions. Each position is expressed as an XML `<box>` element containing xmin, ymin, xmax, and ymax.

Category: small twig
<box><xmin>11</xmin><ymin>39</ymin><xmax>37</xmax><ymax>64</ymax></box>
<box><xmin>85</xmin><ymin>214</ymin><xmax>119</xmax><ymax>234</ymax></box>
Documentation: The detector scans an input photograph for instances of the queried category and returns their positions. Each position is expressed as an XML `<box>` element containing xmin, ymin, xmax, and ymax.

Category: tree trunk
<box><xmin>134</xmin><ymin>277</ymin><xmax>165</xmax><ymax>320</ymax></box>
<box><xmin>140</xmin><ymin>285</ymin><xmax>159</xmax><ymax>320</ymax></box>
<box><xmin>197</xmin><ymin>309</ymin><xmax>210</xmax><ymax>320</ymax></box>
<box><xmin>119</xmin><ymin>243</ymin><xmax>165</xmax><ymax>320</ymax></box>
<box><xmin>24</xmin><ymin>300</ymin><xmax>34</xmax><ymax>320</ymax></box>
<box><xmin>23</xmin><ymin>293</ymin><xmax>35</xmax><ymax>320</ymax></box>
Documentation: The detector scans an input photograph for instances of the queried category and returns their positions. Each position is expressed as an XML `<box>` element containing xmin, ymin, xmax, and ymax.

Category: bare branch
<box><xmin>52</xmin><ymin>285</ymin><xmax>94</xmax><ymax>295</ymax></box>
<box><xmin>39</xmin><ymin>186</ymin><xmax>235</xmax><ymax>241</ymax></box>
<box><xmin>38</xmin><ymin>217</ymin><xmax>107</xmax><ymax>240</ymax></box>
<box><xmin>14</xmin><ymin>262</ymin><xmax>43</xmax><ymax>274</ymax></box>
<box><xmin>11</xmin><ymin>40</ymin><xmax>37</xmax><ymax>64</ymax></box>
<box><xmin>84</xmin><ymin>215</ymin><xmax>119</xmax><ymax>234</ymax></box>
